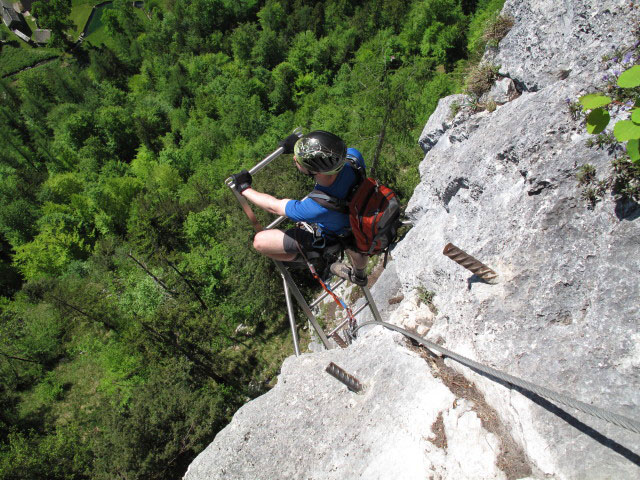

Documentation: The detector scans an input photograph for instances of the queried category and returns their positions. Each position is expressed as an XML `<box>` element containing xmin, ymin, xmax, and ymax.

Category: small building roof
<box><xmin>1</xmin><ymin>0</ymin><xmax>21</xmax><ymax>27</ymax></box>
<box><xmin>33</xmin><ymin>28</ymin><xmax>50</xmax><ymax>44</ymax></box>
<box><xmin>13</xmin><ymin>26</ymin><xmax>29</xmax><ymax>42</ymax></box>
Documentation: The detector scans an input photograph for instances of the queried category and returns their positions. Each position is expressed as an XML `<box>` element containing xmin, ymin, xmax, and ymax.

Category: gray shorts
<box><xmin>282</xmin><ymin>228</ymin><xmax>339</xmax><ymax>254</ymax></box>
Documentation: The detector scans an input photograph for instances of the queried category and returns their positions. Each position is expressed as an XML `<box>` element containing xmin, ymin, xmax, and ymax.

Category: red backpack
<box><xmin>348</xmin><ymin>177</ymin><xmax>400</xmax><ymax>255</ymax></box>
<box><xmin>309</xmin><ymin>158</ymin><xmax>401</xmax><ymax>258</ymax></box>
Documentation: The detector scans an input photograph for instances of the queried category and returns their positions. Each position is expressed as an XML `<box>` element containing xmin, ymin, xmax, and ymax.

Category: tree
<box><xmin>32</xmin><ymin>0</ymin><xmax>73</xmax><ymax>47</ymax></box>
<box><xmin>230</xmin><ymin>22</ymin><xmax>258</xmax><ymax>63</ymax></box>
<box><xmin>0</xmin><ymin>236</ymin><xmax>21</xmax><ymax>297</ymax></box>
<box><xmin>251</xmin><ymin>28</ymin><xmax>285</xmax><ymax>69</ymax></box>
<box><xmin>269</xmin><ymin>62</ymin><xmax>296</xmax><ymax>113</ymax></box>
<box><xmin>256</xmin><ymin>0</ymin><xmax>286</xmax><ymax>32</ymax></box>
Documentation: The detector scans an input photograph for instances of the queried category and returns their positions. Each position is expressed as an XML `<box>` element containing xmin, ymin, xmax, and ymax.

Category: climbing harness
<box><xmin>355</xmin><ymin>320</ymin><xmax>640</xmax><ymax>435</ymax></box>
<box><xmin>294</xmin><ymin>228</ymin><xmax>359</xmax><ymax>346</ymax></box>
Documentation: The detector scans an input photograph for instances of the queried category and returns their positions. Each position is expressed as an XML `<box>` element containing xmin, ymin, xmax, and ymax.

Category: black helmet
<box><xmin>293</xmin><ymin>130</ymin><xmax>347</xmax><ymax>174</ymax></box>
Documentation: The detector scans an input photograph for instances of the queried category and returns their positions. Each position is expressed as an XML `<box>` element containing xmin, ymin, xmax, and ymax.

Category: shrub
<box><xmin>484</xmin><ymin>99</ymin><xmax>497</xmax><ymax>112</ymax></box>
<box><xmin>576</xmin><ymin>164</ymin><xmax>596</xmax><ymax>185</ymax></box>
<box><xmin>464</xmin><ymin>62</ymin><xmax>500</xmax><ymax>97</ymax></box>
<box><xmin>482</xmin><ymin>14</ymin><xmax>514</xmax><ymax>47</ymax></box>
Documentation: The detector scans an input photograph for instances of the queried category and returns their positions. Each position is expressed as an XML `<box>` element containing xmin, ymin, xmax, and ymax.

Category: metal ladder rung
<box><xmin>327</xmin><ymin>301</ymin><xmax>369</xmax><ymax>337</ymax></box>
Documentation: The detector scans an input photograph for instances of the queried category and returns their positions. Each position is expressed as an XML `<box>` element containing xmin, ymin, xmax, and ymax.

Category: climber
<box><xmin>231</xmin><ymin>130</ymin><xmax>369</xmax><ymax>286</ymax></box>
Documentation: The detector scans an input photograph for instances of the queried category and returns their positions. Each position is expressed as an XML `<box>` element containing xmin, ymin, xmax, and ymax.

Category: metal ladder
<box><xmin>225</xmin><ymin>131</ymin><xmax>384</xmax><ymax>355</ymax></box>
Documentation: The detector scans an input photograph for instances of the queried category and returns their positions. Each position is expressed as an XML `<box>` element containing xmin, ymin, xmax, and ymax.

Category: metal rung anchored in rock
<box><xmin>443</xmin><ymin>243</ymin><xmax>499</xmax><ymax>284</ymax></box>
<box><xmin>325</xmin><ymin>362</ymin><xmax>364</xmax><ymax>393</ymax></box>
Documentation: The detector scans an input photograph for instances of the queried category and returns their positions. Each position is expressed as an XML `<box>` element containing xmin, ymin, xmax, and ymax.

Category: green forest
<box><xmin>0</xmin><ymin>0</ymin><xmax>506</xmax><ymax>478</ymax></box>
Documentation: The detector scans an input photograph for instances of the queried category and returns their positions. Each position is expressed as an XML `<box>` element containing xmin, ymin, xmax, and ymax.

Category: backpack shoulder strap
<box><xmin>308</xmin><ymin>190</ymin><xmax>348</xmax><ymax>213</ymax></box>
<box><xmin>345</xmin><ymin>154</ymin><xmax>366</xmax><ymax>185</ymax></box>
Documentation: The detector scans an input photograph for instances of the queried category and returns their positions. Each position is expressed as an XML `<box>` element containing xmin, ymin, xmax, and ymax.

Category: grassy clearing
<box><xmin>84</xmin><ymin>3</ymin><xmax>115</xmax><ymax>45</ymax></box>
<box><xmin>17</xmin><ymin>327</ymin><xmax>116</xmax><ymax>427</ymax></box>
<box><xmin>11</xmin><ymin>57</ymin><xmax>61</xmax><ymax>80</ymax></box>
<box><xmin>70</xmin><ymin>4</ymin><xmax>94</xmax><ymax>38</ymax></box>
<box><xmin>0</xmin><ymin>45</ymin><xmax>61</xmax><ymax>77</ymax></box>
<box><xmin>83</xmin><ymin>3</ymin><xmax>149</xmax><ymax>47</ymax></box>
<box><xmin>1</xmin><ymin>24</ymin><xmax>29</xmax><ymax>48</ymax></box>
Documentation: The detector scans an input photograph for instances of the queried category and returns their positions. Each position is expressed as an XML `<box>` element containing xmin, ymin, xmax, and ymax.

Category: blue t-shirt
<box><xmin>285</xmin><ymin>148</ymin><xmax>365</xmax><ymax>236</ymax></box>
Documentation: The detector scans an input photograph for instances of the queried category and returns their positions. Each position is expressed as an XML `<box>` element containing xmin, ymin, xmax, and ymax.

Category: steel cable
<box><xmin>356</xmin><ymin>321</ymin><xmax>640</xmax><ymax>435</ymax></box>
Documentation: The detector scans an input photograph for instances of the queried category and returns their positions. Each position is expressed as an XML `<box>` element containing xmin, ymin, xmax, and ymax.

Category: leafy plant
<box><xmin>579</xmin><ymin>64</ymin><xmax>640</xmax><ymax>162</ymax></box>
<box><xmin>575</xmin><ymin>44</ymin><xmax>640</xmax><ymax>203</ymax></box>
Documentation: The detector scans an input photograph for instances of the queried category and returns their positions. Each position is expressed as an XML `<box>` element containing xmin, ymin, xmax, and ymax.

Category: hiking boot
<box><xmin>330</xmin><ymin>262</ymin><xmax>368</xmax><ymax>286</ymax></box>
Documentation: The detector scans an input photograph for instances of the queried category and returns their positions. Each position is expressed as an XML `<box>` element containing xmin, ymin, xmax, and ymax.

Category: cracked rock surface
<box><xmin>366</xmin><ymin>0</ymin><xmax>640</xmax><ymax>478</ymax></box>
<box><xmin>184</xmin><ymin>328</ymin><xmax>518</xmax><ymax>480</ymax></box>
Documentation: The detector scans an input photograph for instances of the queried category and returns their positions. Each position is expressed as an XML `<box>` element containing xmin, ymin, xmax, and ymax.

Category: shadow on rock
<box><xmin>516</xmin><ymin>388</ymin><xmax>640</xmax><ymax>468</ymax></box>
<box><xmin>465</xmin><ymin>366</ymin><xmax>640</xmax><ymax>467</ymax></box>
<box><xmin>615</xmin><ymin>198</ymin><xmax>640</xmax><ymax>221</ymax></box>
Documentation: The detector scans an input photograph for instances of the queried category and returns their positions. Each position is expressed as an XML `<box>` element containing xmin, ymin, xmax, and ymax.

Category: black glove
<box><xmin>278</xmin><ymin>133</ymin><xmax>300</xmax><ymax>154</ymax></box>
<box><xmin>231</xmin><ymin>170</ymin><xmax>252</xmax><ymax>193</ymax></box>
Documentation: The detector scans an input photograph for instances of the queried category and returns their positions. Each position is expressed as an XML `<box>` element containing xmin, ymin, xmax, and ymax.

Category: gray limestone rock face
<box><xmin>489</xmin><ymin>0</ymin><xmax>638</xmax><ymax>91</ymax></box>
<box><xmin>391</xmin><ymin>0</ymin><xmax>640</xmax><ymax>478</ymax></box>
<box><xmin>481</xmin><ymin>77</ymin><xmax>520</xmax><ymax>105</ymax></box>
<box><xmin>418</xmin><ymin>94</ymin><xmax>469</xmax><ymax>154</ymax></box>
<box><xmin>184</xmin><ymin>328</ymin><xmax>512</xmax><ymax>480</ymax></box>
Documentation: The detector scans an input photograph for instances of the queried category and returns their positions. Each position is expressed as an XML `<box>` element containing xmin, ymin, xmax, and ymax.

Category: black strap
<box><xmin>308</xmin><ymin>190</ymin><xmax>348</xmax><ymax>213</ymax></box>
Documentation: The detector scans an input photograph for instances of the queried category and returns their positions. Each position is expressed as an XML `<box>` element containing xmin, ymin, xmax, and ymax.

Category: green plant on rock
<box><xmin>566</xmin><ymin>99</ymin><xmax>583</xmax><ymax>120</ymax></box>
<box><xmin>484</xmin><ymin>99</ymin><xmax>497</xmax><ymax>112</ymax></box>
<box><xmin>464</xmin><ymin>62</ymin><xmax>500</xmax><ymax>98</ymax></box>
<box><xmin>449</xmin><ymin>100</ymin><xmax>461</xmax><ymax>119</ymax></box>
<box><xmin>463</xmin><ymin>94</ymin><xmax>484</xmax><ymax>113</ymax></box>
<box><xmin>581</xmin><ymin>181</ymin><xmax>608</xmax><ymax>209</ymax></box>
<box><xmin>585</xmin><ymin>131</ymin><xmax>618</xmax><ymax>152</ymax></box>
<box><xmin>576</xmin><ymin>164</ymin><xmax>597</xmax><ymax>185</ymax></box>
<box><xmin>416</xmin><ymin>286</ymin><xmax>438</xmax><ymax>315</ymax></box>
<box><xmin>611</xmin><ymin>156</ymin><xmax>640</xmax><ymax>200</ymax></box>
<box><xmin>576</xmin><ymin>46</ymin><xmax>640</xmax><ymax>203</ymax></box>
<box><xmin>579</xmin><ymin>64</ymin><xmax>640</xmax><ymax>162</ymax></box>
<box><xmin>482</xmin><ymin>14</ymin><xmax>514</xmax><ymax>47</ymax></box>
